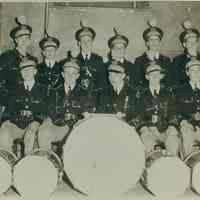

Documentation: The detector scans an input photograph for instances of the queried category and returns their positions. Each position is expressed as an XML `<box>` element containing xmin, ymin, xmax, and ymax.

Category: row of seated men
<box><xmin>0</xmin><ymin>16</ymin><xmax>199</xmax><ymax>160</ymax></box>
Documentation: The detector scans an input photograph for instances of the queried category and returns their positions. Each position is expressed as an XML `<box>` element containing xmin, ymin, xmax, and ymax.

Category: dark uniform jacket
<box><xmin>47</xmin><ymin>81</ymin><xmax>96</xmax><ymax>128</ymax></box>
<box><xmin>175</xmin><ymin>82</ymin><xmax>200</xmax><ymax>127</ymax></box>
<box><xmin>172</xmin><ymin>52</ymin><xmax>200</xmax><ymax>86</ymax></box>
<box><xmin>36</xmin><ymin>60</ymin><xmax>63</xmax><ymax>99</ymax></box>
<box><xmin>135</xmin><ymin>84</ymin><xmax>178</xmax><ymax>134</ymax></box>
<box><xmin>134</xmin><ymin>52</ymin><xmax>172</xmax><ymax>87</ymax></box>
<box><xmin>96</xmin><ymin>81</ymin><xmax>138</xmax><ymax>122</ymax></box>
<box><xmin>105</xmin><ymin>58</ymin><xmax>141</xmax><ymax>87</ymax></box>
<box><xmin>76</xmin><ymin>52</ymin><xmax>107</xmax><ymax>91</ymax></box>
<box><xmin>0</xmin><ymin>49</ymin><xmax>37</xmax><ymax>105</ymax></box>
<box><xmin>2</xmin><ymin>81</ymin><xmax>46</xmax><ymax>129</ymax></box>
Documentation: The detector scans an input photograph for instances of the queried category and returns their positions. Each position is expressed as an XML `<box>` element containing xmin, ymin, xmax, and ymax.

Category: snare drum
<box><xmin>13</xmin><ymin>148</ymin><xmax>63</xmax><ymax>198</ymax></box>
<box><xmin>185</xmin><ymin>150</ymin><xmax>200</xmax><ymax>194</ymax></box>
<box><xmin>63</xmin><ymin>114</ymin><xmax>145</xmax><ymax>197</ymax></box>
<box><xmin>141</xmin><ymin>149</ymin><xmax>190</xmax><ymax>197</ymax></box>
<box><xmin>0</xmin><ymin>149</ymin><xmax>16</xmax><ymax>194</ymax></box>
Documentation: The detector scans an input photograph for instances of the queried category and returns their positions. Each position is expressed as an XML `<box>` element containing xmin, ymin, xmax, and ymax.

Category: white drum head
<box><xmin>63</xmin><ymin>115</ymin><xmax>145</xmax><ymax>196</ymax></box>
<box><xmin>0</xmin><ymin>157</ymin><xmax>12</xmax><ymax>194</ymax></box>
<box><xmin>192</xmin><ymin>162</ymin><xmax>200</xmax><ymax>194</ymax></box>
<box><xmin>14</xmin><ymin>155</ymin><xmax>58</xmax><ymax>198</ymax></box>
<box><xmin>147</xmin><ymin>157</ymin><xmax>190</xmax><ymax>197</ymax></box>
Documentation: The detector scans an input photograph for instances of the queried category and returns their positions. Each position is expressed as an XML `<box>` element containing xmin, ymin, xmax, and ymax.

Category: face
<box><xmin>15</xmin><ymin>35</ymin><xmax>31</xmax><ymax>50</ymax></box>
<box><xmin>63</xmin><ymin>67</ymin><xmax>80</xmax><ymax>85</ymax></box>
<box><xmin>146</xmin><ymin>71</ymin><xmax>164</xmax><ymax>84</ymax></box>
<box><xmin>146</xmin><ymin>35</ymin><xmax>161</xmax><ymax>51</ymax></box>
<box><xmin>111</xmin><ymin>43</ymin><xmax>126</xmax><ymax>61</ymax></box>
<box><xmin>21</xmin><ymin>67</ymin><xmax>36</xmax><ymax>81</ymax></box>
<box><xmin>187</xmin><ymin>66</ymin><xmax>200</xmax><ymax>83</ymax></box>
<box><xmin>108</xmin><ymin>71</ymin><xmax>125</xmax><ymax>86</ymax></box>
<box><xmin>43</xmin><ymin>46</ymin><xmax>57</xmax><ymax>60</ymax></box>
<box><xmin>79</xmin><ymin>35</ymin><xmax>93</xmax><ymax>54</ymax></box>
<box><xmin>183</xmin><ymin>36</ymin><xmax>199</xmax><ymax>51</ymax></box>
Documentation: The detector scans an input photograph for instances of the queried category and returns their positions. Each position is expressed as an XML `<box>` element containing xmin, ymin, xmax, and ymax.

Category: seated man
<box><xmin>135</xmin><ymin>61</ymin><xmax>179</xmax><ymax>156</ymax></box>
<box><xmin>0</xmin><ymin>58</ymin><xmax>46</xmax><ymax>155</ymax></box>
<box><xmin>38</xmin><ymin>58</ymin><xmax>96</xmax><ymax>151</ymax></box>
<box><xmin>175</xmin><ymin>59</ymin><xmax>200</xmax><ymax>158</ymax></box>
<box><xmin>96</xmin><ymin>61</ymin><xmax>137</xmax><ymax>122</ymax></box>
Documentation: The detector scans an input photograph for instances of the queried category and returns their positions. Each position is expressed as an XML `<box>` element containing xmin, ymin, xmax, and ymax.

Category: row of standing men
<box><xmin>0</xmin><ymin>16</ymin><xmax>199</xmax><ymax>160</ymax></box>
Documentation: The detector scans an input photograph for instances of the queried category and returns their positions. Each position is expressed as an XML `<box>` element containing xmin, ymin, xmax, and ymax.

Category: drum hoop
<box><xmin>29</xmin><ymin>148</ymin><xmax>63</xmax><ymax>171</ymax></box>
<box><xmin>73</xmin><ymin>113</ymin><xmax>130</xmax><ymax>129</ymax></box>
<box><xmin>0</xmin><ymin>148</ymin><xmax>17</xmax><ymax>166</ymax></box>
<box><xmin>184</xmin><ymin>150</ymin><xmax>200</xmax><ymax>168</ymax></box>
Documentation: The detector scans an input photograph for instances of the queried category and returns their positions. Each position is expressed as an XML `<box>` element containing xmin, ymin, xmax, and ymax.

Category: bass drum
<box><xmin>0</xmin><ymin>149</ymin><xmax>17</xmax><ymax>194</ymax></box>
<box><xmin>185</xmin><ymin>150</ymin><xmax>200</xmax><ymax>194</ymax></box>
<box><xmin>63</xmin><ymin>114</ymin><xmax>145</xmax><ymax>197</ymax></box>
<box><xmin>141</xmin><ymin>149</ymin><xmax>190</xmax><ymax>197</ymax></box>
<box><xmin>13</xmin><ymin>148</ymin><xmax>63</xmax><ymax>198</ymax></box>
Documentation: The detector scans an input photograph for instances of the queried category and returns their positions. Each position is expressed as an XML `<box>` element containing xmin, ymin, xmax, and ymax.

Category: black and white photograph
<box><xmin>0</xmin><ymin>1</ymin><xmax>200</xmax><ymax>200</ymax></box>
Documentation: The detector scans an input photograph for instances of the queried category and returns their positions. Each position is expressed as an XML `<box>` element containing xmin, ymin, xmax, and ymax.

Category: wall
<box><xmin>1</xmin><ymin>2</ymin><xmax>200</xmax><ymax>62</ymax></box>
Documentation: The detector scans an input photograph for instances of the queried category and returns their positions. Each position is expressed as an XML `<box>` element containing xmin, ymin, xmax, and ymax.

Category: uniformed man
<box><xmin>172</xmin><ymin>19</ymin><xmax>200</xmax><ymax>86</ymax></box>
<box><xmin>96</xmin><ymin>61</ymin><xmax>137</xmax><ymax>122</ymax></box>
<box><xmin>37</xmin><ymin>33</ymin><xmax>63</xmax><ymax>100</ymax></box>
<box><xmin>175</xmin><ymin>59</ymin><xmax>200</xmax><ymax>158</ymax></box>
<box><xmin>0</xmin><ymin>16</ymin><xmax>37</xmax><ymax>96</ymax></box>
<box><xmin>106</xmin><ymin>28</ymin><xmax>141</xmax><ymax>87</ymax></box>
<box><xmin>135</xmin><ymin>61</ymin><xmax>179</xmax><ymax>156</ymax></box>
<box><xmin>38</xmin><ymin>58</ymin><xmax>96</xmax><ymax>151</ymax></box>
<box><xmin>0</xmin><ymin>58</ymin><xmax>46</xmax><ymax>155</ymax></box>
<box><xmin>73</xmin><ymin>21</ymin><xmax>106</xmax><ymax>92</ymax></box>
<box><xmin>134</xmin><ymin>18</ymin><xmax>172</xmax><ymax>87</ymax></box>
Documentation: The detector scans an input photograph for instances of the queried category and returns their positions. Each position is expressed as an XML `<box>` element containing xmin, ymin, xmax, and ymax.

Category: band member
<box><xmin>38</xmin><ymin>58</ymin><xmax>96</xmax><ymax>151</ymax></box>
<box><xmin>134</xmin><ymin>18</ymin><xmax>172</xmax><ymax>87</ymax></box>
<box><xmin>175</xmin><ymin>59</ymin><xmax>200</xmax><ymax>158</ymax></box>
<box><xmin>0</xmin><ymin>59</ymin><xmax>46</xmax><ymax>155</ymax></box>
<box><xmin>96</xmin><ymin>61</ymin><xmax>137</xmax><ymax>122</ymax></box>
<box><xmin>135</xmin><ymin>61</ymin><xmax>179</xmax><ymax>156</ymax></box>
<box><xmin>172</xmin><ymin>20</ymin><xmax>200</xmax><ymax>86</ymax></box>
<box><xmin>74</xmin><ymin>21</ymin><xmax>107</xmax><ymax>91</ymax></box>
<box><xmin>106</xmin><ymin>28</ymin><xmax>141</xmax><ymax>87</ymax></box>
<box><xmin>0</xmin><ymin>16</ymin><xmax>37</xmax><ymax>95</ymax></box>
<box><xmin>37</xmin><ymin>33</ymin><xmax>63</xmax><ymax>100</ymax></box>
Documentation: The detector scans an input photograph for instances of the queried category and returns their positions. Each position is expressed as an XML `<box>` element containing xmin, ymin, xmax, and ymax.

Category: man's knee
<box><xmin>0</xmin><ymin>127</ymin><xmax>13</xmax><ymax>151</ymax></box>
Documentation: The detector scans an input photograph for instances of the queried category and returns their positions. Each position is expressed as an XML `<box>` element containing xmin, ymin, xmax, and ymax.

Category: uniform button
<box><xmin>25</xmin><ymin>105</ymin><xmax>29</xmax><ymax>109</ymax></box>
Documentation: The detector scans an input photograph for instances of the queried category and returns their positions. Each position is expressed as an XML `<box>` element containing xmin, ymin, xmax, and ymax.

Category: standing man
<box><xmin>74</xmin><ymin>21</ymin><xmax>106</xmax><ymax>92</ymax></box>
<box><xmin>106</xmin><ymin>28</ymin><xmax>141</xmax><ymax>87</ymax></box>
<box><xmin>0</xmin><ymin>16</ymin><xmax>37</xmax><ymax>105</ymax></box>
<box><xmin>175</xmin><ymin>59</ymin><xmax>200</xmax><ymax>158</ymax></box>
<box><xmin>134</xmin><ymin>61</ymin><xmax>179</xmax><ymax>156</ymax></box>
<box><xmin>37</xmin><ymin>34</ymin><xmax>63</xmax><ymax>100</ymax></box>
<box><xmin>134</xmin><ymin>19</ymin><xmax>172</xmax><ymax>87</ymax></box>
<box><xmin>172</xmin><ymin>20</ymin><xmax>200</xmax><ymax>86</ymax></box>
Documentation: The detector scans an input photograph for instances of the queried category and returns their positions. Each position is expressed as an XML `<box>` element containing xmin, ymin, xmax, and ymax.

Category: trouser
<box><xmin>38</xmin><ymin>119</ymin><xmax>69</xmax><ymax>151</ymax></box>
<box><xmin>180</xmin><ymin>125</ymin><xmax>200</xmax><ymax>158</ymax></box>
<box><xmin>0</xmin><ymin>121</ymin><xmax>36</xmax><ymax>155</ymax></box>
<box><xmin>140</xmin><ymin>126</ymin><xmax>180</xmax><ymax>156</ymax></box>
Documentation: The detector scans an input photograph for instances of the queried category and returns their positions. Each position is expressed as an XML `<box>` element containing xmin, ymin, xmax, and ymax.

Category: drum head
<box><xmin>14</xmin><ymin>155</ymin><xmax>58</xmax><ymax>198</ymax></box>
<box><xmin>0</xmin><ymin>157</ymin><xmax>12</xmax><ymax>194</ymax></box>
<box><xmin>146</xmin><ymin>157</ymin><xmax>190</xmax><ymax>197</ymax></box>
<box><xmin>63</xmin><ymin>115</ymin><xmax>145</xmax><ymax>196</ymax></box>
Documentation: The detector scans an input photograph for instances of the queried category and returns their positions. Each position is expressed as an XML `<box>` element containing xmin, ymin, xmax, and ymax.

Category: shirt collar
<box><xmin>189</xmin><ymin>81</ymin><xmax>200</xmax><ymax>90</ymax></box>
<box><xmin>45</xmin><ymin>59</ymin><xmax>56</xmax><ymax>68</ymax></box>
<box><xmin>82</xmin><ymin>52</ymin><xmax>91</xmax><ymax>60</ymax></box>
<box><xmin>112</xmin><ymin>81</ymin><xmax>124</xmax><ymax>95</ymax></box>
<box><xmin>24</xmin><ymin>80</ymin><xmax>35</xmax><ymax>91</ymax></box>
